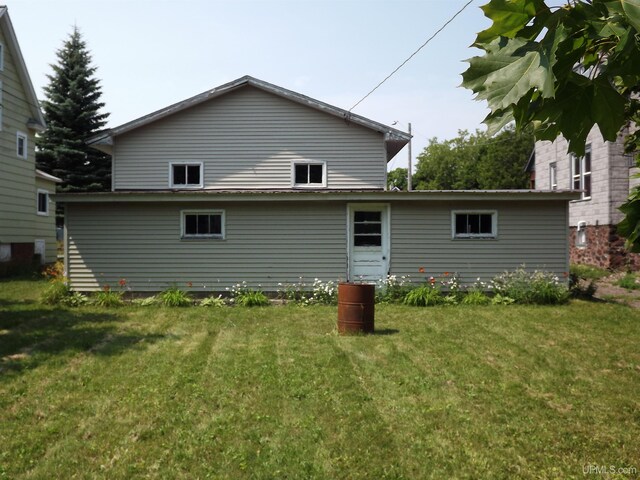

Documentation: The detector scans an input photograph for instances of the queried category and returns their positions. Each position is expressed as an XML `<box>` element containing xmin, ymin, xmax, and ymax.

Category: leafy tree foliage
<box><xmin>461</xmin><ymin>0</ymin><xmax>640</xmax><ymax>251</ymax></box>
<box><xmin>413</xmin><ymin>127</ymin><xmax>532</xmax><ymax>190</ymax></box>
<box><xmin>36</xmin><ymin>27</ymin><xmax>110</xmax><ymax>193</ymax></box>
<box><xmin>387</xmin><ymin>168</ymin><xmax>408</xmax><ymax>190</ymax></box>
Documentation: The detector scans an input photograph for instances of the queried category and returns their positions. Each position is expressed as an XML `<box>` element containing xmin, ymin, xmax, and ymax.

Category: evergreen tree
<box><xmin>36</xmin><ymin>27</ymin><xmax>110</xmax><ymax>193</ymax></box>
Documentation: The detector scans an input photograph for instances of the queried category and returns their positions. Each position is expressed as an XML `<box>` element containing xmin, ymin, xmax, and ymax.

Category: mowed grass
<box><xmin>1</xmin><ymin>280</ymin><xmax>639</xmax><ymax>479</ymax></box>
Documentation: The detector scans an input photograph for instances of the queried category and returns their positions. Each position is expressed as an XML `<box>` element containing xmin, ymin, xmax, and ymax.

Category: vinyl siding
<box><xmin>113</xmin><ymin>86</ymin><xmax>387</xmax><ymax>190</ymax></box>
<box><xmin>0</xmin><ymin>23</ymin><xmax>39</xmax><ymax>244</ymax></box>
<box><xmin>390</xmin><ymin>200</ymin><xmax>569</xmax><ymax>284</ymax></box>
<box><xmin>33</xmin><ymin>177</ymin><xmax>58</xmax><ymax>263</ymax></box>
<box><xmin>66</xmin><ymin>199</ymin><xmax>569</xmax><ymax>292</ymax></box>
<box><xmin>67</xmin><ymin>201</ymin><xmax>348</xmax><ymax>291</ymax></box>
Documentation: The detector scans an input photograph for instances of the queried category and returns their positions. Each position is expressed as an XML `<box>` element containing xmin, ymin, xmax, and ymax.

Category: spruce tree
<box><xmin>36</xmin><ymin>27</ymin><xmax>110</xmax><ymax>193</ymax></box>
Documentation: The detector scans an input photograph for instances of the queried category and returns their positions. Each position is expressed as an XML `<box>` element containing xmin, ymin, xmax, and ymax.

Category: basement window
<box><xmin>452</xmin><ymin>211</ymin><xmax>497</xmax><ymax>239</ymax></box>
<box><xmin>576</xmin><ymin>221</ymin><xmax>587</xmax><ymax>248</ymax></box>
<box><xmin>292</xmin><ymin>161</ymin><xmax>326</xmax><ymax>188</ymax></box>
<box><xmin>170</xmin><ymin>163</ymin><xmax>203</xmax><ymax>188</ymax></box>
<box><xmin>181</xmin><ymin>210</ymin><xmax>224</xmax><ymax>239</ymax></box>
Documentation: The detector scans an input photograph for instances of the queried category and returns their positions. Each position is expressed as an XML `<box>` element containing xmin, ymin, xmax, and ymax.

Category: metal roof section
<box><xmin>35</xmin><ymin>168</ymin><xmax>62</xmax><ymax>183</ymax></box>
<box><xmin>87</xmin><ymin>75</ymin><xmax>411</xmax><ymax>160</ymax></box>
<box><xmin>56</xmin><ymin>189</ymin><xmax>581</xmax><ymax>203</ymax></box>
<box><xmin>0</xmin><ymin>7</ymin><xmax>46</xmax><ymax>130</ymax></box>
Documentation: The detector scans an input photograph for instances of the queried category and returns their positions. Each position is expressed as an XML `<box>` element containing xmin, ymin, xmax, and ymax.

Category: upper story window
<box><xmin>549</xmin><ymin>162</ymin><xmax>557</xmax><ymax>190</ymax></box>
<box><xmin>452</xmin><ymin>211</ymin><xmax>497</xmax><ymax>239</ymax></box>
<box><xmin>170</xmin><ymin>162</ymin><xmax>203</xmax><ymax>188</ymax></box>
<box><xmin>571</xmin><ymin>145</ymin><xmax>591</xmax><ymax>199</ymax></box>
<box><xmin>292</xmin><ymin>161</ymin><xmax>326</xmax><ymax>188</ymax></box>
<box><xmin>37</xmin><ymin>189</ymin><xmax>49</xmax><ymax>216</ymax></box>
<box><xmin>16</xmin><ymin>132</ymin><xmax>27</xmax><ymax>159</ymax></box>
<box><xmin>181</xmin><ymin>210</ymin><xmax>224</xmax><ymax>239</ymax></box>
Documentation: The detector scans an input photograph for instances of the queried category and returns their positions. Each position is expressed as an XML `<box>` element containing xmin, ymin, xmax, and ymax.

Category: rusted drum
<box><xmin>337</xmin><ymin>282</ymin><xmax>375</xmax><ymax>334</ymax></box>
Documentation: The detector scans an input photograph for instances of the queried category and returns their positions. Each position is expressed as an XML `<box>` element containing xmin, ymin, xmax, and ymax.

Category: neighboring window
<box><xmin>17</xmin><ymin>131</ymin><xmax>27</xmax><ymax>159</ymax></box>
<box><xmin>292</xmin><ymin>161</ymin><xmax>326</xmax><ymax>187</ymax></box>
<box><xmin>0</xmin><ymin>43</ymin><xmax>4</xmax><ymax>71</ymax></box>
<box><xmin>181</xmin><ymin>210</ymin><xmax>224</xmax><ymax>239</ymax></box>
<box><xmin>452</xmin><ymin>211</ymin><xmax>497</xmax><ymax>239</ymax></box>
<box><xmin>576</xmin><ymin>221</ymin><xmax>587</xmax><ymax>248</ymax></box>
<box><xmin>0</xmin><ymin>80</ymin><xmax>3</xmax><ymax>132</ymax></box>
<box><xmin>170</xmin><ymin>163</ymin><xmax>203</xmax><ymax>188</ymax></box>
<box><xmin>571</xmin><ymin>145</ymin><xmax>591</xmax><ymax>199</ymax></box>
<box><xmin>549</xmin><ymin>162</ymin><xmax>557</xmax><ymax>190</ymax></box>
<box><xmin>36</xmin><ymin>190</ymin><xmax>49</xmax><ymax>216</ymax></box>
<box><xmin>353</xmin><ymin>211</ymin><xmax>382</xmax><ymax>247</ymax></box>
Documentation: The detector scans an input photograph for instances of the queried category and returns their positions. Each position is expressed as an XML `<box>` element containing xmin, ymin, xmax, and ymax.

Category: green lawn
<box><xmin>1</xmin><ymin>279</ymin><xmax>639</xmax><ymax>479</ymax></box>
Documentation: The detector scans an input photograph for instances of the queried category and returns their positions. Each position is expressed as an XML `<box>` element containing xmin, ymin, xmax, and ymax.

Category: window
<box><xmin>36</xmin><ymin>190</ymin><xmax>49</xmax><ymax>216</ymax></box>
<box><xmin>0</xmin><ymin>43</ymin><xmax>4</xmax><ymax>71</ymax></box>
<box><xmin>0</xmin><ymin>80</ymin><xmax>3</xmax><ymax>131</ymax></box>
<box><xmin>576</xmin><ymin>221</ymin><xmax>587</xmax><ymax>247</ymax></box>
<box><xmin>549</xmin><ymin>162</ymin><xmax>557</xmax><ymax>190</ymax></box>
<box><xmin>353</xmin><ymin>211</ymin><xmax>382</xmax><ymax>247</ymax></box>
<box><xmin>571</xmin><ymin>145</ymin><xmax>591</xmax><ymax>199</ymax></box>
<box><xmin>292</xmin><ymin>161</ymin><xmax>326</xmax><ymax>187</ymax></box>
<box><xmin>181</xmin><ymin>210</ymin><xmax>224</xmax><ymax>239</ymax></box>
<box><xmin>452</xmin><ymin>211</ymin><xmax>497</xmax><ymax>239</ymax></box>
<box><xmin>16</xmin><ymin>132</ymin><xmax>27</xmax><ymax>159</ymax></box>
<box><xmin>170</xmin><ymin>163</ymin><xmax>203</xmax><ymax>188</ymax></box>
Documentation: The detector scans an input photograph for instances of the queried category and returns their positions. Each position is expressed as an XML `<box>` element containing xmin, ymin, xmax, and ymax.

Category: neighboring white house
<box><xmin>57</xmin><ymin>76</ymin><xmax>577</xmax><ymax>292</ymax></box>
<box><xmin>0</xmin><ymin>7</ymin><xmax>60</xmax><ymax>274</ymax></box>
<box><xmin>534</xmin><ymin>126</ymin><xmax>640</xmax><ymax>270</ymax></box>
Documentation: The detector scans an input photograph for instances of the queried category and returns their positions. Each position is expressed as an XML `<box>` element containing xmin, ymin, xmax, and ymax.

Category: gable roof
<box><xmin>0</xmin><ymin>7</ymin><xmax>46</xmax><ymax>130</ymax></box>
<box><xmin>88</xmin><ymin>75</ymin><xmax>411</xmax><ymax>161</ymax></box>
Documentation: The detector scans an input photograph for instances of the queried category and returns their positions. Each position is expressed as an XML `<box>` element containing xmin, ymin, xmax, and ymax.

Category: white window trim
<box><xmin>169</xmin><ymin>162</ymin><xmax>204</xmax><ymax>189</ymax></box>
<box><xmin>549</xmin><ymin>162</ymin><xmax>557</xmax><ymax>190</ymax></box>
<box><xmin>17</xmin><ymin>131</ymin><xmax>27</xmax><ymax>159</ymax></box>
<box><xmin>451</xmin><ymin>210</ymin><xmax>498</xmax><ymax>239</ymax></box>
<box><xmin>180</xmin><ymin>209</ymin><xmax>225</xmax><ymax>240</ymax></box>
<box><xmin>571</xmin><ymin>145</ymin><xmax>591</xmax><ymax>200</ymax></box>
<box><xmin>36</xmin><ymin>189</ymin><xmax>49</xmax><ymax>216</ymax></box>
<box><xmin>291</xmin><ymin>160</ymin><xmax>327</xmax><ymax>188</ymax></box>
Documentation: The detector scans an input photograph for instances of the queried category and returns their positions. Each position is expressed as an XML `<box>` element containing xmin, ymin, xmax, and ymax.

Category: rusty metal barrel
<box><xmin>337</xmin><ymin>282</ymin><xmax>375</xmax><ymax>334</ymax></box>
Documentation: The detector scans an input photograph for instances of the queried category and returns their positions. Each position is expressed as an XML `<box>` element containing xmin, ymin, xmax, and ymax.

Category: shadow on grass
<box><xmin>372</xmin><ymin>328</ymin><xmax>400</xmax><ymax>336</ymax></box>
<box><xmin>0</xmin><ymin>304</ymin><xmax>169</xmax><ymax>376</ymax></box>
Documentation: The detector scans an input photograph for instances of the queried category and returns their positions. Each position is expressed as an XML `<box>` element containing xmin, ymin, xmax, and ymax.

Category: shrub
<box><xmin>230</xmin><ymin>282</ymin><xmax>270</xmax><ymax>307</ymax></box>
<box><xmin>277</xmin><ymin>278</ymin><xmax>307</xmax><ymax>303</ymax></box>
<box><xmin>403</xmin><ymin>285</ymin><xmax>444</xmax><ymax>307</ymax></box>
<box><xmin>461</xmin><ymin>290</ymin><xmax>491</xmax><ymax>305</ymax></box>
<box><xmin>92</xmin><ymin>288</ymin><xmax>124</xmax><ymax>308</ymax></box>
<box><xmin>618</xmin><ymin>273</ymin><xmax>640</xmax><ymax>290</ymax></box>
<box><xmin>42</xmin><ymin>260</ymin><xmax>64</xmax><ymax>280</ymax></box>
<box><xmin>490</xmin><ymin>294</ymin><xmax>515</xmax><ymax>305</ymax></box>
<box><xmin>491</xmin><ymin>267</ymin><xmax>569</xmax><ymax>305</ymax></box>
<box><xmin>570</xmin><ymin>264</ymin><xmax>609</xmax><ymax>281</ymax></box>
<box><xmin>41</xmin><ymin>279</ymin><xmax>71</xmax><ymax>305</ymax></box>
<box><xmin>375</xmin><ymin>274</ymin><xmax>410</xmax><ymax>303</ymax></box>
<box><xmin>199</xmin><ymin>295</ymin><xmax>226</xmax><ymax>307</ymax></box>
<box><xmin>309</xmin><ymin>278</ymin><xmax>337</xmax><ymax>305</ymax></box>
<box><xmin>61</xmin><ymin>291</ymin><xmax>89</xmax><ymax>307</ymax></box>
<box><xmin>131</xmin><ymin>295</ymin><xmax>159</xmax><ymax>307</ymax></box>
<box><xmin>159</xmin><ymin>286</ymin><xmax>192</xmax><ymax>307</ymax></box>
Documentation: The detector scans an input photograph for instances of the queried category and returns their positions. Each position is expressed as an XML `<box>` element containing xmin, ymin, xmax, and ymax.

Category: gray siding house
<box><xmin>535</xmin><ymin>126</ymin><xmax>639</xmax><ymax>269</ymax></box>
<box><xmin>0</xmin><ymin>7</ymin><xmax>60</xmax><ymax>271</ymax></box>
<box><xmin>58</xmin><ymin>76</ymin><xmax>576</xmax><ymax>292</ymax></box>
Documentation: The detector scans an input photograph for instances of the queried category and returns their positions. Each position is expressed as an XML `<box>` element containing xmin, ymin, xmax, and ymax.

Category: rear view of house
<box><xmin>0</xmin><ymin>7</ymin><xmax>60</xmax><ymax>273</ymax></box>
<box><xmin>58</xmin><ymin>76</ymin><xmax>576</xmax><ymax>292</ymax></box>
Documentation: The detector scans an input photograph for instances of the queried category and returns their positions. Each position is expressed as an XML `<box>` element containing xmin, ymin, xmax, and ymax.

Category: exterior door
<box><xmin>348</xmin><ymin>204</ymin><xmax>389</xmax><ymax>282</ymax></box>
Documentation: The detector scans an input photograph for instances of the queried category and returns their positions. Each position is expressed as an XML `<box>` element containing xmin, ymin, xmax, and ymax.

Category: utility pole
<box><xmin>407</xmin><ymin>123</ymin><xmax>412</xmax><ymax>191</ymax></box>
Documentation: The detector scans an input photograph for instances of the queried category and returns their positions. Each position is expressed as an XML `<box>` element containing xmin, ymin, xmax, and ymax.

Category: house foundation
<box><xmin>570</xmin><ymin>225</ymin><xmax>640</xmax><ymax>270</ymax></box>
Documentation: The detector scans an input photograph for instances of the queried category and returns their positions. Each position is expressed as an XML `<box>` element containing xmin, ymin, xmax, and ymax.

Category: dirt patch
<box><xmin>594</xmin><ymin>272</ymin><xmax>640</xmax><ymax>308</ymax></box>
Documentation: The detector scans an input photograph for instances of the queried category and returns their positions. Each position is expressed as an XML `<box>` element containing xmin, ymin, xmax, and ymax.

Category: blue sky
<box><xmin>10</xmin><ymin>0</ymin><xmax>491</xmax><ymax>170</ymax></box>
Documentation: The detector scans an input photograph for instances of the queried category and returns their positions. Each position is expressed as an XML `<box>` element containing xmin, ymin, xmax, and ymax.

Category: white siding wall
<box><xmin>67</xmin><ymin>199</ymin><xmax>570</xmax><ymax>292</ymax></box>
<box><xmin>113</xmin><ymin>87</ymin><xmax>387</xmax><ymax>191</ymax></box>
<box><xmin>391</xmin><ymin>200</ymin><xmax>569</xmax><ymax>284</ymax></box>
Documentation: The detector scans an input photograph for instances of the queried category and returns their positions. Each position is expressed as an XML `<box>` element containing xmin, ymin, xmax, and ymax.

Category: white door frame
<box><xmin>346</xmin><ymin>203</ymin><xmax>390</xmax><ymax>282</ymax></box>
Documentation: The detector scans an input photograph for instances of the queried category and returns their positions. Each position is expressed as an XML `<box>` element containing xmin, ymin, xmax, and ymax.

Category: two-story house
<box><xmin>0</xmin><ymin>7</ymin><xmax>60</xmax><ymax>274</ymax></box>
<box><xmin>57</xmin><ymin>76</ymin><xmax>577</xmax><ymax>292</ymax></box>
<box><xmin>534</xmin><ymin>126</ymin><xmax>640</xmax><ymax>270</ymax></box>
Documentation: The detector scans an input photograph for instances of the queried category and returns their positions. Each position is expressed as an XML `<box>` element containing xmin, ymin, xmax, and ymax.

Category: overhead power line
<box><xmin>348</xmin><ymin>0</ymin><xmax>475</xmax><ymax>113</ymax></box>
